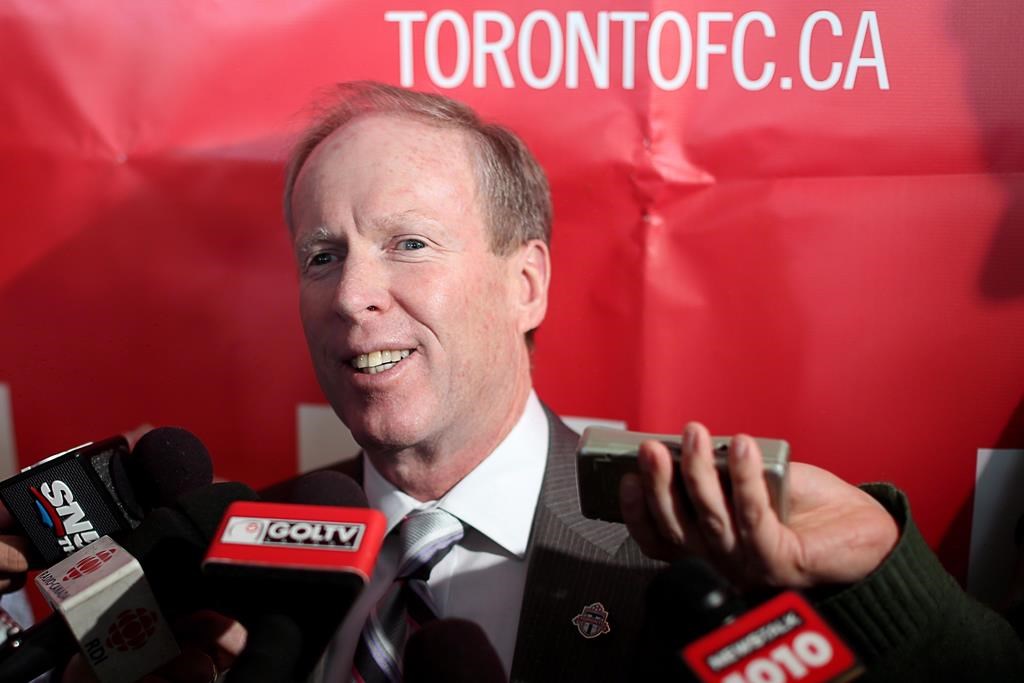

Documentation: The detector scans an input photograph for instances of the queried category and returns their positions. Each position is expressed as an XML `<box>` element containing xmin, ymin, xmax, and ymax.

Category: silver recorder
<box><xmin>576</xmin><ymin>426</ymin><xmax>790</xmax><ymax>524</ymax></box>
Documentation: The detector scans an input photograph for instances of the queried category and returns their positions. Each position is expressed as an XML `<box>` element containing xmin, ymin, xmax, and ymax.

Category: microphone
<box><xmin>0</xmin><ymin>427</ymin><xmax>213</xmax><ymax>565</ymax></box>
<box><xmin>203</xmin><ymin>471</ymin><xmax>386</xmax><ymax>682</ymax></box>
<box><xmin>124</xmin><ymin>427</ymin><xmax>215</xmax><ymax>512</ymax></box>
<box><xmin>640</xmin><ymin>558</ymin><xmax>862</xmax><ymax>683</ymax></box>
<box><xmin>404</xmin><ymin>618</ymin><xmax>507</xmax><ymax>683</ymax></box>
<box><xmin>0</xmin><ymin>481</ymin><xmax>258</xmax><ymax>683</ymax></box>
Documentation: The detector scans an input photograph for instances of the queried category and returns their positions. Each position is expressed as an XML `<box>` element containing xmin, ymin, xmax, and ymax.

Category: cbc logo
<box><xmin>105</xmin><ymin>608</ymin><xmax>159</xmax><ymax>652</ymax></box>
<box><xmin>63</xmin><ymin>548</ymin><xmax>118</xmax><ymax>582</ymax></box>
<box><xmin>223</xmin><ymin>518</ymin><xmax>265</xmax><ymax>543</ymax></box>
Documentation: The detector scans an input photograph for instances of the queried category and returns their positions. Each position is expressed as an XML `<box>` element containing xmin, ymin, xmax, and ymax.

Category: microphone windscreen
<box><xmin>645</xmin><ymin>557</ymin><xmax>744</xmax><ymax>642</ymax></box>
<box><xmin>279</xmin><ymin>470</ymin><xmax>368</xmax><ymax>508</ymax></box>
<box><xmin>223</xmin><ymin>613</ymin><xmax>303</xmax><ymax>683</ymax></box>
<box><xmin>175</xmin><ymin>481</ymin><xmax>260</xmax><ymax>541</ymax></box>
<box><xmin>127</xmin><ymin>427</ymin><xmax>215</xmax><ymax>510</ymax></box>
<box><xmin>404</xmin><ymin>618</ymin><xmax>507</xmax><ymax>683</ymax></box>
<box><xmin>636</xmin><ymin>558</ymin><xmax>746</xmax><ymax>681</ymax></box>
<box><xmin>117</xmin><ymin>482</ymin><xmax>260</xmax><ymax>615</ymax></box>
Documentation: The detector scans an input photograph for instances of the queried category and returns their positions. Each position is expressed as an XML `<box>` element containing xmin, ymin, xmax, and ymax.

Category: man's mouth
<box><xmin>349</xmin><ymin>349</ymin><xmax>413</xmax><ymax>375</ymax></box>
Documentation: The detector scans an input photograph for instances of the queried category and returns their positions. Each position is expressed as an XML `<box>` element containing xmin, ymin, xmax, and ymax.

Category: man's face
<box><xmin>290</xmin><ymin>114</ymin><xmax>532</xmax><ymax>455</ymax></box>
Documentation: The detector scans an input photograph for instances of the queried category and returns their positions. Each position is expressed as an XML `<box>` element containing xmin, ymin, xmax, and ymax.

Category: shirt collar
<box><xmin>363</xmin><ymin>390</ymin><xmax>549</xmax><ymax>558</ymax></box>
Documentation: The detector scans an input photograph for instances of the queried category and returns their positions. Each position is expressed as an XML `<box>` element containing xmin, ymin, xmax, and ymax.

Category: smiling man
<box><xmin>289</xmin><ymin>110</ymin><xmax>546</xmax><ymax>504</ymax></box>
<box><xmin>280</xmin><ymin>84</ymin><xmax>666</xmax><ymax>681</ymax></box>
<box><xmin>276</xmin><ymin>82</ymin><xmax>1024</xmax><ymax>683</ymax></box>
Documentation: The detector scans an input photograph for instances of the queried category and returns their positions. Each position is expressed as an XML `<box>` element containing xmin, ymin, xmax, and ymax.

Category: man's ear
<box><xmin>515</xmin><ymin>239</ymin><xmax>550</xmax><ymax>334</ymax></box>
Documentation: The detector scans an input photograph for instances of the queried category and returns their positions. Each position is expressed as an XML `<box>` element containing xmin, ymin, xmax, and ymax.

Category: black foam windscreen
<box><xmin>172</xmin><ymin>481</ymin><xmax>260</xmax><ymax>543</ymax></box>
<box><xmin>223</xmin><ymin>614</ymin><xmax>303</xmax><ymax>683</ymax></box>
<box><xmin>637</xmin><ymin>557</ymin><xmax>747</xmax><ymax>681</ymax></box>
<box><xmin>128</xmin><ymin>427</ymin><xmax>214</xmax><ymax>511</ymax></box>
<box><xmin>279</xmin><ymin>469</ymin><xmax>368</xmax><ymax>507</ymax></box>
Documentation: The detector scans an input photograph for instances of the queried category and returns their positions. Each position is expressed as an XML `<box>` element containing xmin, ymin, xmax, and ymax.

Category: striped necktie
<box><xmin>352</xmin><ymin>508</ymin><xmax>465</xmax><ymax>683</ymax></box>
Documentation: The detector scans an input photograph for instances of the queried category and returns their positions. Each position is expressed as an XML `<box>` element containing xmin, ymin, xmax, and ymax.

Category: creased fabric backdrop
<box><xmin>1</xmin><ymin>1</ymin><xmax>1022</xmax><ymax>585</ymax></box>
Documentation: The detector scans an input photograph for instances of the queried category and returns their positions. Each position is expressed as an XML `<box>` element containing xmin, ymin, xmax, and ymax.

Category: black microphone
<box><xmin>638</xmin><ymin>558</ymin><xmax>862</xmax><ymax>683</ymax></box>
<box><xmin>205</xmin><ymin>470</ymin><xmax>386</xmax><ymax>683</ymax></box>
<box><xmin>404</xmin><ymin>618</ymin><xmax>507</xmax><ymax>683</ymax></box>
<box><xmin>0</xmin><ymin>481</ymin><xmax>258</xmax><ymax>683</ymax></box>
<box><xmin>0</xmin><ymin>427</ymin><xmax>213</xmax><ymax>565</ymax></box>
<box><xmin>125</xmin><ymin>427</ymin><xmax>215</xmax><ymax>512</ymax></box>
<box><xmin>637</xmin><ymin>557</ymin><xmax>747</xmax><ymax>681</ymax></box>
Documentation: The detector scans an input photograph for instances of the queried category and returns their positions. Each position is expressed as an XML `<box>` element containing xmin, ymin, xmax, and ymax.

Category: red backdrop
<box><xmin>1</xmin><ymin>2</ymin><xmax>1022</xmax><ymax>585</ymax></box>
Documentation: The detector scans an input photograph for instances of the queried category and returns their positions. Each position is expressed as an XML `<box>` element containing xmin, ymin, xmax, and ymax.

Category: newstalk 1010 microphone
<box><xmin>640</xmin><ymin>558</ymin><xmax>862</xmax><ymax>683</ymax></box>
<box><xmin>681</xmin><ymin>591</ymin><xmax>861</xmax><ymax>683</ymax></box>
<box><xmin>0</xmin><ymin>427</ymin><xmax>213</xmax><ymax>565</ymax></box>
<box><xmin>204</xmin><ymin>471</ymin><xmax>386</xmax><ymax>682</ymax></box>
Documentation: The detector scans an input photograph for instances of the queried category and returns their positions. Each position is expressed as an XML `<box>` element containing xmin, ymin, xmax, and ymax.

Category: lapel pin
<box><xmin>572</xmin><ymin>602</ymin><xmax>611</xmax><ymax>639</ymax></box>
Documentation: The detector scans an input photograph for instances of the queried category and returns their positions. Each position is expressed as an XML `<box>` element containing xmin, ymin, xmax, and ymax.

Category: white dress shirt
<box><xmin>321</xmin><ymin>390</ymin><xmax>550</xmax><ymax>680</ymax></box>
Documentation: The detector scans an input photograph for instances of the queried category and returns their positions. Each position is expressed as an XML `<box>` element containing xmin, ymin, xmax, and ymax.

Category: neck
<box><xmin>365</xmin><ymin>376</ymin><xmax>534</xmax><ymax>502</ymax></box>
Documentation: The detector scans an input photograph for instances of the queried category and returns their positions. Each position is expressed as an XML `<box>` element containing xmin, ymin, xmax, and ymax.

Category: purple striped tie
<box><xmin>352</xmin><ymin>508</ymin><xmax>465</xmax><ymax>683</ymax></box>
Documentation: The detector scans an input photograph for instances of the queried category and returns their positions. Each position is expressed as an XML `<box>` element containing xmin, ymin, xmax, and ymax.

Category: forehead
<box><xmin>291</xmin><ymin>114</ymin><xmax>482</xmax><ymax>229</ymax></box>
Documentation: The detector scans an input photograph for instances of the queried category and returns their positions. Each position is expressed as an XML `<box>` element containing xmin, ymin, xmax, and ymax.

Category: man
<box><xmin>279</xmin><ymin>81</ymin><xmax>1024</xmax><ymax>682</ymax></box>
<box><xmin>282</xmin><ymin>82</ymin><xmax>658</xmax><ymax>679</ymax></box>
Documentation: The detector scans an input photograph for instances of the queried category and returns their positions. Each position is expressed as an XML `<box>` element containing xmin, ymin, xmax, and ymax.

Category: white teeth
<box><xmin>366</xmin><ymin>361</ymin><xmax>398</xmax><ymax>375</ymax></box>
<box><xmin>350</xmin><ymin>349</ymin><xmax>412</xmax><ymax>373</ymax></box>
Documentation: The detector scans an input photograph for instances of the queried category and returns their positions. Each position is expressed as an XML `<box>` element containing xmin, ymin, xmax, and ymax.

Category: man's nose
<box><xmin>332</xmin><ymin>256</ymin><xmax>390</xmax><ymax>319</ymax></box>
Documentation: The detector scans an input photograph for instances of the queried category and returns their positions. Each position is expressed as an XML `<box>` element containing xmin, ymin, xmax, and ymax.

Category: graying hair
<box><xmin>283</xmin><ymin>81</ymin><xmax>551</xmax><ymax>257</ymax></box>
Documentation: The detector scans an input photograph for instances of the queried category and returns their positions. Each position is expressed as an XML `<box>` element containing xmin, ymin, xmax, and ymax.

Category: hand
<box><xmin>0</xmin><ymin>504</ymin><xmax>29</xmax><ymax>593</ymax></box>
<box><xmin>620</xmin><ymin>421</ymin><xmax>899</xmax><ymax>589</ymax></box>
<box><xmin>122</xmin><ymin>423</ymin><xmax>155</xmax><ymax>449</ymax></box>
<box><xmin>61</xmin><ymin>610</ymin><xmax>247</xmax><ymax>683</ymax></box>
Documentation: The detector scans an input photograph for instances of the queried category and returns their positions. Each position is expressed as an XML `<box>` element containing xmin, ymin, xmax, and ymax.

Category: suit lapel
<box><xmin>509</xmin><ymin>409</ymin><xmax>662</xmax><ymax>682</ymax></box>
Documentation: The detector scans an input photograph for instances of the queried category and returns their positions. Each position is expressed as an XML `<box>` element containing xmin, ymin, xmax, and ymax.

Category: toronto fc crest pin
<box><xmin>571</xmin><ymin>602</ymin><xmax>611</xmax><ymax>639</ymax></box>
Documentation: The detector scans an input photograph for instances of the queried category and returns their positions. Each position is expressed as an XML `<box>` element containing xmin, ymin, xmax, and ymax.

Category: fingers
<box><xmin>0</xmin><ymin>534</ymin><xmax>30</xmax><ymax>593</ymax></box>
<box><xmin>148</xmin><ymin>644</ymin><xmax>220</xmax><ymax>683</ymax></box>
<box><xmin>728</xmin><ymin>434</ymin><xmax>777</xmax><ymax>545</ymax></box>
<box><xmin>173</xmin><ymin>610</ymin><xmax>247</xmax><ymax>672</ymax></box>
<box><xmin>61</xmin><ymin>654</ymin><xmax>100</xmax><ymax>683</ymax></box>
<box><xmin>122</xmin><ymin>423</ymin><xmax>155</xmax><ymax>450</ymax></box>
<box><xmin>64</xmin><ymin>612</ymin><xmax>247</xmax><ymax>683</ymax></box>
<box><xmin>620</xmin><ymin>473</ymin><xmax>671</xmax><ymax>560</ymax></box>
<box><xmin>726</xmin><ymin>434</ymin><xmax>790</xmax><ymax>582</ymax></box>
<box><xmin>637</xmin><ymin>439</ymin><xmax>685</xmax><ymax>546</ymax></box>
<box><xmin>66</xmin><ymin>647</ymin><xmax>220</xmax><ymax>683</ymax></box>
<box><xmin>620</xmin><ymin>440</ymin><xmax>687</xmax><ymax>562</ymax></box>
<box><xmin>679</xmin><ymin>423</ymin><xmax>736</xmax><ymax>557</ymax></box>
<box><xmin>620</xmin><ymin>423</ymin><xmax>798</xmax><ymax>587</ymax></box>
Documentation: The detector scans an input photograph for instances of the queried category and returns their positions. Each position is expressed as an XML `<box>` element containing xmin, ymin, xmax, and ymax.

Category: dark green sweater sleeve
<box><xmin>813</xmin><ymin>483</ymin><xmax>1024</xmax><ymax>682</ymax></box>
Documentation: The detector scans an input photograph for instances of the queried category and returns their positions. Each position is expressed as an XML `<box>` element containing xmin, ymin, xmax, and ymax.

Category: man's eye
<box><xmin>396</xmin><ymin>238</ymin><xmax>426</xmax><ymax>251</ymax></box>
<box><xmin>309</xmin><ymin>253</ymin><xmax>335</xmax><ymax>266</ymax></box>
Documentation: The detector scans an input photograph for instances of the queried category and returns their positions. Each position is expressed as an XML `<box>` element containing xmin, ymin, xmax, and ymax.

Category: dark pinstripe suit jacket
<box><xmin>266</xmin><ymin>405</ymin><xmax>664</xmax><ymax>682</ymax></box>
<box><xmin>507</xmin><ymin>408</ymin><xmax>663</xmax><ymax>682</ymax></box>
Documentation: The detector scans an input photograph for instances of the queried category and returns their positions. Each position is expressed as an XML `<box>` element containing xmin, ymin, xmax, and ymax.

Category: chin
<box><xmin>343</xmin><ymin>407</ymin><xmax>436</xmax><ymax>453</ymax></box>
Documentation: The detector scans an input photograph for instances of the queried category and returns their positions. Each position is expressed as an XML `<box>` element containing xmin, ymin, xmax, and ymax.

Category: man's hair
<box><xmin>282</xmin><ymin>81</ymin><xmax>552</xmax><ymax>256</ymax></box>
